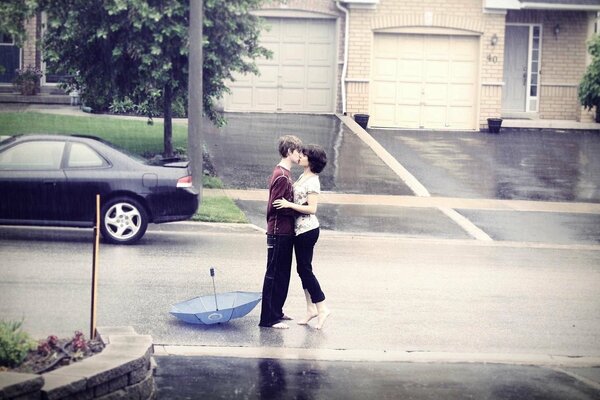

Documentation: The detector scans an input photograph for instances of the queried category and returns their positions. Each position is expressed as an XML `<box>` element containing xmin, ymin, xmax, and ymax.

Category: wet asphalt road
<box><xmin>155</xmin><ymin>356</ymin><xmax>600</xmax><ymax>400</ymax></box>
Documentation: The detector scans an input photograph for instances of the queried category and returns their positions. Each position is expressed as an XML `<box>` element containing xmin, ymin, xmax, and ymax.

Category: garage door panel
<box><xmin>254</xmin><ymin>65</ymin><xmax>279</xmax><ymax>86</ymax></box>
<box><xmin>450</xmin><ymin>62</ymin><xmax>476</xmax><ymax>82</ymax></box>
<box><xmin>399</xmin><ymin>60</ymin><xmax>422</xmax><ymax>81</ymax></box>
<box><xmin>307</xmin><ymin>89</ymin><xmax>333</xmax><ymax>109</ymax></box>
<box><xmin>396</xmin><ymin>83</ymin><xmax>420</xmax><ymax>104</ymax></box>
<box><xmin>227</xmin><ymin>87</ymin><xmax>254</xmax><ymax>109</ymax></box>
<box><xmin>396</xmin><ymin>105</ymin><xmax>421</xmax><ymax>128</ymax></box>
<box><xmin>308</xmin><ymin>66</ymin><xmax>332</xmax><ymax>86</ymax></box>
<box><xmin>373</xmin><ymin>81</ymin><xmax>395</xmax><ymax>103</ymax></box>
<box><xmin>280</xmin><ymin>88</ymin><xmax>304</xmax><ymax>108</ymax></box>
<box><xmin>281</xmin><ymin>66</ymin><xmax>305</xmax><ymax>87</ymax></box>
<box><xmin>398</xmin><ymin>35</ymin><xmax>423</xmax><ymax>56</ymax></box>
<box><xmin>374</xmin><ymin>34</ymin><xmax>398</xmax><ymax>53</ymax></box>
<box><xmin>422</xmin><ymin>105</ymin><xmax>447</xmax><ymax>127</ymax></box>
<box><xmin>309</xmin><ymin>44</ymin><xmax>334</xmax><ymax>65</ymax></box>
<box><xmin>371</xmin><ymin>33</ymin><xmax>478</xmax><ymax>129</ymax></box>
<box><xmin>308</xmin><ymin>20</ymin><xmax>334</xmax><ymax>40</ymax></box>
<box><xmin>225</xmin><ymin>17</ymin><xmax>335</xmax><ymax>113</ymax></box>
<box><xmin>372</xmin><ymin>104</ymin><xmax>397</xmax><ymax>126</ymax></box>
<box><xmin>281</xmin><ymin>43</ymin><xmax>306</xmax><ymax>65</ymax></box>
<box><xmin>424</xmin><ymin>60</ymin><xmax>449</xmax><ymax>81</ymax></box>
<box><xmin>282</xmin><ymin>21</ymin><xmax>307</xmax><ymax>41</ymax></box>
<box><xmin>424</xmin><ymin>83</ymin><xmax>447</xmax><ymax>103</ymax></box>
<box><xmin>374</xmin><ymin>59</ymin><xmax>397</xmax><ymax>80</ymax></box>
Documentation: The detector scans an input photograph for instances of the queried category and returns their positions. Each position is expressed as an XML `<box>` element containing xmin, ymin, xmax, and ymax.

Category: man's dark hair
<box><xmin>303</xmin><ymin>144</ymin><xmax>327</xmax><ymax>174</ymax></box>
<box><xmin>278</xmin><ymin>135</ymin><xmax>302</xmax><ymax>158</ymax></box>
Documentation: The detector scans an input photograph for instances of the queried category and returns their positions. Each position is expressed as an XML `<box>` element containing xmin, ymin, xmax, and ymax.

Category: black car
<box><xmin>0</xmin><ymin>134</ymin><xmax>199</xmax><ymax>244</ymax></box>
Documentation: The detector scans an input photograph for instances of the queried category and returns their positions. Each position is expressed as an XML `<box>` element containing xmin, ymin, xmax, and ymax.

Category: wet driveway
<box><xmin>369</xmin><ymin>128</ymin><xmax>600</xmax><ymax>202</ymax></box>
<box><xmin>204</xmin><ymin>113</ymin><xmax>412</xmax><ymax>195</ymax></box>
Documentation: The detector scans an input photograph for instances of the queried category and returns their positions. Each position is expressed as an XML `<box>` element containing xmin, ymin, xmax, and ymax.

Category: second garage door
<box><xmin>370</xmin><ymin>33</ymin><xmax>479</xmax><ymax>130</ymax></box>
<box><xmin>224</xmin><ymin>18</ymin><xmax>336</xmax><ymax>113</ymax></box>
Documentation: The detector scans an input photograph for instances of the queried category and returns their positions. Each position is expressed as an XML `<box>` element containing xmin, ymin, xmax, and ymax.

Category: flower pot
<box><xmin>487</xmin><ymin>118</ymin><xmax>503</xmax><ymax>134</ymax></box>
<box><xmin>19</xmin><ymin>80</ymin><xmax>37</xmax><ymax>96</ymax></box>
<box><xmin>354</xmin><ymin>113</ymin><xmax>369</xmax><ymax>129</ymax></box>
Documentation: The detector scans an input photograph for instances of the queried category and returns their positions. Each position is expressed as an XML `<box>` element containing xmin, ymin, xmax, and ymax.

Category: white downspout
<box><xmin>335</xmin><ymin>1</ymin><xmax>349</xmax><ymax>115</ymax></box>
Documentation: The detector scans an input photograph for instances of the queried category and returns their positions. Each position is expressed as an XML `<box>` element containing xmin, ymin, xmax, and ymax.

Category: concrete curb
<box><xmin>0</xmin><ymin>326</ymin><xmax>157</xmax><ymax>400</ymax></box>
<box><xmin>154</xmin><ymin>344</ymin><xmax>600</xmax><ymax>368</ymax></box>
<box><xmin>153</xmin><ymin>344</ymin><xmax>600</xmax><ymax>368</ymax></box>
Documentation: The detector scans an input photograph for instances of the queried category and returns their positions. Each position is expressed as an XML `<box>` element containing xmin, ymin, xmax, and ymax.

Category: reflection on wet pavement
<box><xmin>204</xmin><ymin>113</ymin><xmax>412</xmax><ymax>195</ymax></box>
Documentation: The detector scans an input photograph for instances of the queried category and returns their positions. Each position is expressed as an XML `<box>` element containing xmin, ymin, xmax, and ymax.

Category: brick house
<box><xmin>3</xmin><ymin>0</ymin><xmax>599</xmax><ymax>128</ymax></box>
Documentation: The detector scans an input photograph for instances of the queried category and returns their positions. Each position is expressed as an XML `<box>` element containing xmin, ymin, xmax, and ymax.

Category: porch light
<box><xmin>554</xmin><ymin>24</ymin><xmax>560</xmax><ymax>38</ymax></box>
<box><xmin>491</xmin><ymin>33</ymin><xmax>498</xmax><ymax>46</ymax></box>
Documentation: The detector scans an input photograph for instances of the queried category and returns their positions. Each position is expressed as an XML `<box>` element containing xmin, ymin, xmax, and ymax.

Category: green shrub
<box><xmin>0</xmin><ymin>320</ymin><xmax>35</xmax><ymax>368</ymax></box>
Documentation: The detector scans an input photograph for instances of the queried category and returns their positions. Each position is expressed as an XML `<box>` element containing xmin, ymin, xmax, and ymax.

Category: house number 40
<box><xmin>487</xmin><ymin>54</ymin><xmax>498</xmax><ymax>63</ymax></box>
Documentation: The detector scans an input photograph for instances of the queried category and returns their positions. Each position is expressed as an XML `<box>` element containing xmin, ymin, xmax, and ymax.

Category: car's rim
<box><xmin>104</xmin><ymin>202</ymin><xmax>142</xmax><ymax>240</ymax></box>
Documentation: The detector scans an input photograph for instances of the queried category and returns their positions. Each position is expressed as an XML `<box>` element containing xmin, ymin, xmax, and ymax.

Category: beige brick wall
<box><xmin>344</xmin><ymin>0</ymin><xmax>508</xmax><ymax>128</ymax></box>
<box><xmin>22</xmin><ymin>16</ymin><xmax>37</xmax><ymax>69</ymax></box>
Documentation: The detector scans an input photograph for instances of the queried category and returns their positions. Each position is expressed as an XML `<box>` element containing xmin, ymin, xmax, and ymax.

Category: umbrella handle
<box><xmin>210</xmin><ymin>268</ymin><xmax>219</xmax><ymax>311</ymax></box>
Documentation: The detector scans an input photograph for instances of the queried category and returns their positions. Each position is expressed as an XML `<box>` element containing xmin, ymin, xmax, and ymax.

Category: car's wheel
<box><xmin>100</xmin><ymin>197</ymin><xmax>148</xmax><ymax>245</ymax></box>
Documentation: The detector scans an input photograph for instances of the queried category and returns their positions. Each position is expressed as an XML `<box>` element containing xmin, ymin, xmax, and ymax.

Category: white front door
<box><xmin>502</xmin><ymin>26</ymin><xmax>529</xmax><ymax>112</ymax></box>
<box><xmin>370</xmin><ymin>33</ymin><xmax>479</xmax><ymax>130</ymax></box>
<box><xmin>224</xmin><ymin>18</ymin><xmax>336</xmax><ymax>113</ymax></box>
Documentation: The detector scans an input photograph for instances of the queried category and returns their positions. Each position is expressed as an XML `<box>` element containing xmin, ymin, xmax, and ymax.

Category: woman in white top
<box><xmin>273</xmin><ymin>144</ymin><xmax>331</xmax><ymax>329</ymax></box>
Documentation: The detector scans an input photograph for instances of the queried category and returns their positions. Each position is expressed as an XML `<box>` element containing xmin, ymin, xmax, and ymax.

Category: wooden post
<box><xmin>90</xmin><ymin>194</ymin><xmax>100</xmax><ymax>339</ymax></box>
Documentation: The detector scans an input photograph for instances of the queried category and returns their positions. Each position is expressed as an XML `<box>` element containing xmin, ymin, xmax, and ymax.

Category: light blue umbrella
<box><xmin>170</xmin><ymin>268</ymin><xmax>261</xmax><ymax>325</ymax></box>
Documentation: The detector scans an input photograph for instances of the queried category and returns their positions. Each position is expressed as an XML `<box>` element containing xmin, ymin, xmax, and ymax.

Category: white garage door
<box><xmin>224</xmin><ymin>18</ymin><xmax>336</xmax><ymax>113</ymax></box>
<box><xmin>370</xmin><ymin>33</ymin><xmax>479</xmax><ymax>130</ymax></box>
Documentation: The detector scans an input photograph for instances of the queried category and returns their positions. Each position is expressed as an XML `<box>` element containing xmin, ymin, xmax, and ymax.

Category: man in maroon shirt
<box><xmin>259</xmin><ymin>135</ymin><xmax>302</xmax><ymax>328</ymax></box>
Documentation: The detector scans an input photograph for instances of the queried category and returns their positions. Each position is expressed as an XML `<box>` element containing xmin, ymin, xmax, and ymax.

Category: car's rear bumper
<box><xmin>147</xmin><ymin>188</ymin><xmax>199</xmax><ymax>223</ymax></box>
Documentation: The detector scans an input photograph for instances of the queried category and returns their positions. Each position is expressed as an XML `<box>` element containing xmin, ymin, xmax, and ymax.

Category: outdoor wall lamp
<box><xmin>491</xmin><ymin>33</ymin><xmax>498</xmax><ymax>46</ymax></box>
<box><xmin>554</xmin><ymin>24</ymin><xmax>560</xmax><ymax>38</ymax></box>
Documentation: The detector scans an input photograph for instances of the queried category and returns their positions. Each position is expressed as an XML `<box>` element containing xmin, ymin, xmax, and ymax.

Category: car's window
<box><xmin>0</xmin><ymin>140</ymin><xmax>64</xmax><ymax>170</ymax></box>
<box><xmin>67</xmin><ymin>142</ymin><xmax>106</xmax><ymax>168</ymax></box>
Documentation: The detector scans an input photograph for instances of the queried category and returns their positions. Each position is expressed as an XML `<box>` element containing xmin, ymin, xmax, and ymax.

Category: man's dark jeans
<box><xmin>259</xmin><ymin>234</ymin><xmax>293</xmax><ymax>327</ymax></box>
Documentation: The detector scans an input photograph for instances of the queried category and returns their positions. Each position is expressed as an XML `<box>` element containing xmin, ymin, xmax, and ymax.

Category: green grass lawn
<box><xmin>0</xmin><ymin>112</ymin><xmax>188</xmax><ymax>155</ymax></box>
<box><xmin>0</xmin><ymin>111</ymin><xmax>248</xmax><ymax>224</ymax></box>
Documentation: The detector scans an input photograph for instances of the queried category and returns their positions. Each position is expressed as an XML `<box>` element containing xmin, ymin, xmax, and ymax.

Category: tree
<box><xmin>579</xmin><ymin>35</ymin><xmax>600</xmax><ymax>122</ymax></box>
<box><xmin>0</xmin><ymin>0</ymin><xmax>37</xmax><ymax>46</ymax></box>
<box><xmin>1</xmin><ymin>0</ymin><xmax>271</xmax><ymax>157</ymax></box>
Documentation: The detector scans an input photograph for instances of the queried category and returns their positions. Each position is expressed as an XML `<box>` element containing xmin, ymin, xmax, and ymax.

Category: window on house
<box><xmin>0</xmin><ymin>33</ymin><xmax>14</xmax><ymax>45</ymax></box>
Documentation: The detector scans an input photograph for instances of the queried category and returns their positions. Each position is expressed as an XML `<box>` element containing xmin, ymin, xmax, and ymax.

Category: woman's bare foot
<box><xmin>315</xmin><ymin>309</ymin><xmax>331</xmax><ymax>330</ymax></box>
<box><xmin>297</xmin><ymin>312</ymin><xmax>318</xmax><ymax>325</ymax></box>
<box><xmin>297</xmin><ymin>304</ymin><xmax>318</xmax><ymax>325</ymax></box>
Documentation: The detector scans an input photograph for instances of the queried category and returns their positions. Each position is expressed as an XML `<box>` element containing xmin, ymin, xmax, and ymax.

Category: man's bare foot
<box><xmin>315</xmin><ymin>310</ymin><xmax>331</xmax><ymax>330</ymax></box>
<box><xmin>297</xmin><ymin>313</ymin><xmax>318</xmax><ymax>325</ymax></box>
<box><xmin>270</xmin><ymin>322</ymin><xmax>289</xmax><ymax>329</ymax></box>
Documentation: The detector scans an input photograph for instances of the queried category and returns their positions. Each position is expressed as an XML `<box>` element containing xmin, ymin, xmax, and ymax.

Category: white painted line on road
<box><xmin>338</xmin><ymin>115</ymin><xmax>430</xmax><ymax>197</ymax></box>
<box><xmin>153</xmin><ymin>344</ymin><xmax>600</xmax><ymax>368</ymax></box>
<box><xmin>438</xmin><ymin>207</ymin><xmax>493</xmax><ymax>241</ymax></box>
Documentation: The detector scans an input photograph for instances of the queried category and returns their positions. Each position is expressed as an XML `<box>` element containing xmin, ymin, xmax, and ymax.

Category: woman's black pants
<box><xmin>294</xmin><ymin>228</ymin><xmax>325</xmax><ymax>303</ymax></box>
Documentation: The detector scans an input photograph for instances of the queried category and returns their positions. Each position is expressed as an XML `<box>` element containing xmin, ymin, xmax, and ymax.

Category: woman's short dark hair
<box><xmin>303</xmin><ymin>144</ymin><xmax>327</xmax><ymax>174</ymax></box>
